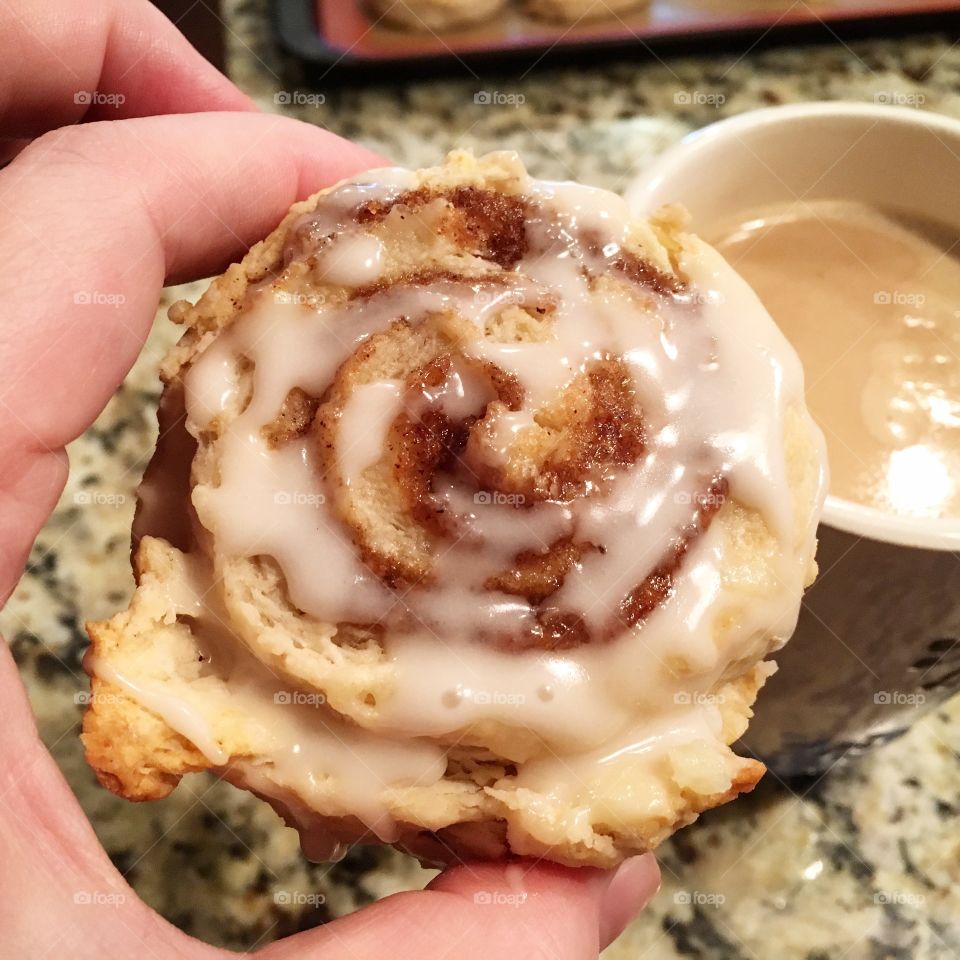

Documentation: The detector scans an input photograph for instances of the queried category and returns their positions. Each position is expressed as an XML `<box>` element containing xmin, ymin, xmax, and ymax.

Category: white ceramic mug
<box><xmin>627</xmin><ymin>103</ymin><xmax>960</xmax><ymax>776</ymax></box>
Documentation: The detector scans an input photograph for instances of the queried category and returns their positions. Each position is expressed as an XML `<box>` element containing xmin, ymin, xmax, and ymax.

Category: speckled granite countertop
<box><xmin>4</xmin><ymin>2</ymin><xmax>960</xmax><ymax>955</ymax></box>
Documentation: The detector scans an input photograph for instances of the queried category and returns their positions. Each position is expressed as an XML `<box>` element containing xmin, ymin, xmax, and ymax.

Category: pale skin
<box><xmin>0</xmin><ymin>1</ymin><xmax>661</xmax><ymax>956</ymax></box>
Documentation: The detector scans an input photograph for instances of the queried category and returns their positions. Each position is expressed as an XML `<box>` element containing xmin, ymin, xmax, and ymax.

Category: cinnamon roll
<box><xmin>83</xmin><ymin>151</ymin><xmax>827</xmax><ymax>868</ymax></box>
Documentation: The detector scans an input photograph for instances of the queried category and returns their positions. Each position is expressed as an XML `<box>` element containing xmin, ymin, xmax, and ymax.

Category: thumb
<box><xmin>257</xmin><ymin>856</ymin><xmax>660</xmax><ymax>960</ymax></box>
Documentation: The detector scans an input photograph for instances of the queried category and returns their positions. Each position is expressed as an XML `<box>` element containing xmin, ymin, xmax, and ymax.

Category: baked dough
<box><xmin>83</xmin><ymin>151</ymin><xmax>826</xmax><ymax>868</ymax></box>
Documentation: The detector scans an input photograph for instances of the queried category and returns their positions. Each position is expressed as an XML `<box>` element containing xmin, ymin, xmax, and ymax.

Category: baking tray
<box><xmin>273</xmin><ymin>0</ymin><xmax>960</xmax><ymax>81</ymax></box>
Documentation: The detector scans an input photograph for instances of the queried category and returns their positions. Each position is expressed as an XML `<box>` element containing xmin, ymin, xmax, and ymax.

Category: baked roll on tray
<box><xmin>523</xmin><ymin>0</ymin><xmax>650</xmax><ymax>24</ymax></box>
<box><xmin>368</xmin><ymin>0</ymin><xmax>650</xmax><ymax>30</ymax></box>
<box><xmin>369</xmin><ymin>0</ymin><xmax>508</xmax><ymax>32</ymax></box>
<box><xmin>84</xmin><ymin>151</ymin><xmax>826</xmax><ymax>868</ymax></box>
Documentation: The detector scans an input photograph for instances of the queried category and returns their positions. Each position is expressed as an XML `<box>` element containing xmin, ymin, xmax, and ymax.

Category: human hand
<box><xmin>0</xmin><ymin>2</ymin><xmax>660</xmax><ymax>956</ymax></box>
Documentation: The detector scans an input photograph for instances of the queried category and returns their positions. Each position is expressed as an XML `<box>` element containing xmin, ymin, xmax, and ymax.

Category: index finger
<box><xmin>0</xmin><ymin>112</ymin><xmax>385</xmax><ymax>600</ymax></box>
<box><xmin>0</xmin><ymin>0</ymin><xmax>254</xmax><ymax>140</ymax></box>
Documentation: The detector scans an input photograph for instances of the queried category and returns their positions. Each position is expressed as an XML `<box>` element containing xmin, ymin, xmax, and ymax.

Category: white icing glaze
<box><xmin>182</xmin><ymin>164</ymin><xmax>824</xmax><ymax>732</ymax></box>
<box><xmin>317</xmin><ymin>234</ymin><xmax>385</xmax><ymax>288</ymax></box>
<box><xmin>337</xmin><ymin>380</ymin><xmax>404</xmax><ymax>486</ymax></box>
<box><xmin>116</xmin><ymin>158</ymin><xmax>827</xmax><ymax>853</ymax></box>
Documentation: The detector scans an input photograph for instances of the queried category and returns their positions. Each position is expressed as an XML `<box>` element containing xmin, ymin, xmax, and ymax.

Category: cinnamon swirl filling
<box><xmin>257</xmin><ymin>184</ymin><xmax>715</xmax><ymax>651</ymax></box>
<box><xmin>185</xmin><ymin>164</ymin><xmax>809</xmax><ymax>663</ymax></box>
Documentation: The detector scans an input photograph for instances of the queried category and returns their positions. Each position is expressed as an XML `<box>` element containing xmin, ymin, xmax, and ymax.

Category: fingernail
<box><xmin>599</xmin><ymin>854</ymin><xmax>661</xmax><ymax>947</ymax></box>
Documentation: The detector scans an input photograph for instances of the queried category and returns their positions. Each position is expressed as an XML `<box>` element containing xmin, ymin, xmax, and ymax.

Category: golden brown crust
<box><xmin>82</xmin><ymin>530</ymin><xmax>775</xmax><ymax>867</ymax></box>
<box><xmin>82</xmin><ymin>682</ymin><xmax>198</xmax><ymax>801</ymax></box>
<box><xmin>83</xmin><ymin>625</ymin><xmax>770</xmax><ymax>868</ymax></box>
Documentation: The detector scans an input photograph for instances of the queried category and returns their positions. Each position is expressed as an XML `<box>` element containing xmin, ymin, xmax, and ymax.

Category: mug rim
<box><xmin>627</xmin><ymin>101</ymin><xmax>960</xmax><ymax>553</ymax></box>
<box><xmin>822</xmin><ymin>497</ymin><xmax>960</xmax><ymax>551</ymax></box>
<box><xmin>655</xmin><ymin>99</ymin><xmax>960</xmax><ymax>155</ymax></box>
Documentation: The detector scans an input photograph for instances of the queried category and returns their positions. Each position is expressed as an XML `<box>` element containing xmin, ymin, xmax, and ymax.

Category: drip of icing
<box><xmin>186</xmin><ymin>350</ymin><xmax>239</xmax><ymax>431</ymax></box>
<box><xmin>95</xmin><ymin>659</ymin><xmax>229</xmax><ymax>766</ymax></box>
<box><xmin>509</xmin><ymin>703</ymin><xmax>726</xmax><ymax>811</ymax></box>
<box><xmin>92</xmin><ymin>594</ymin><xmax>449</xmax><ymax>849</ymax></box>
<box><xmin>378</xmin><ymin>520</ymin><xmax>734</xmax><ymax>749</ymax></box>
